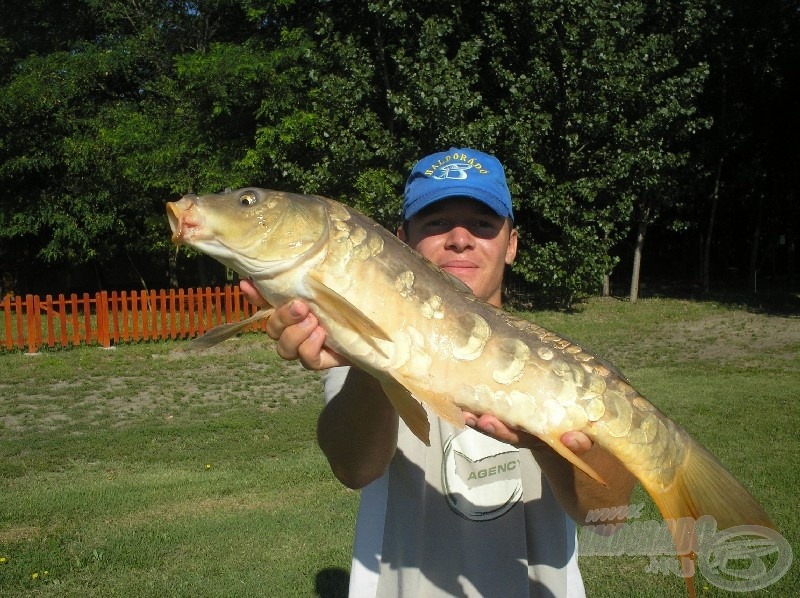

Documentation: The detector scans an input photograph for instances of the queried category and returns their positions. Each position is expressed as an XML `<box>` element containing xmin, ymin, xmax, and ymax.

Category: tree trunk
<box><xmin>601</xmin><ymin>231</ymin><xmax>611</xmax><ymax>297</ymax></box>
<box><xmin>126</xmin><ymin>251</ymin><xmax>149</xmax><ymax>291</ymax></box>
<box><xmin>748</xmin><ymin>201</ymin><xmax>763</xmax><ymax>293</ymax></box>
<box><xmin>630</xmin><ymin>219</ymin><xmax>648</xmax><ymax>303</ymax></box>
<box><xmin>168</xmin><ymin>249</ymin><xmax>179</xmax><ymax>289</ymax></box>
<box><xmin>702</xmin><ymin>159</ymin><xmax>724</xmax><ymax>294</ymax></box>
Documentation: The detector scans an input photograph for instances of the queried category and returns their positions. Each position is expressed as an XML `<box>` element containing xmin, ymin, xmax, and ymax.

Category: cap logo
<box><xmin>432</xmin><ymin>162</ymin><xmax>478</xmax><ymax>181</ymax></box>
<box><xmin>424</xmin><ymin>152</ymin><xmax>489</xmax><ymax>179</ymax></box>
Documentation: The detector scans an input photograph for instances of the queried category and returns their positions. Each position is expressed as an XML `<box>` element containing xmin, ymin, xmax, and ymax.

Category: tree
<box><xmin>694</xmin><ymin>0</ymin><xmax>800</xmax><ymax>294</ymax></box>
<box><xmin>0</xmin><ymin>0</ymin><xmax>317</xmax><ymax>289</ymax></box>
<box><xmin>241</xmin><ymin>0</ymin><xmax>716</xmax><ymax>306</ymax></box>
<box><xmin>0</xmin><ymin>0</ymin><xmax>794</xmax><ymax>300</ymax></box>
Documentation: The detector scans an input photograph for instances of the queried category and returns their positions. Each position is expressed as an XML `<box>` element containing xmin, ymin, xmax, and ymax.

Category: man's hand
<box><xmin>463</xmin><ymin>411</ymin><xmax>593</xmax><ymax>455</ymax></box>
<box><xmin>464</xmin><ymin>410</ymin><xmax>635</xmax><ymax>523</ymax></box>
<box><xmin>240</xmin><ymin>279</ymin><xmax>349</xmax><ymax>371</ymax></box>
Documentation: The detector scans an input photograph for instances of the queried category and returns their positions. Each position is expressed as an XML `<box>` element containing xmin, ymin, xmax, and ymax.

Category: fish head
<box><xmin>166</xmin><ymin>188</ymin><xmax>329</xmax><ymax>278</ymax></box>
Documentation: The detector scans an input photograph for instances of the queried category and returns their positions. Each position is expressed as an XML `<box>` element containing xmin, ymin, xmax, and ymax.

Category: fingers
<box><xmin>465</xmin><ymin>412</ymin><xmax>526</xmax><ymax>445</ymax></box>
<box><xmin>560</xmin><ymin>430</ymin><xmax>592</xmax><ymax>455</ymax></box>
<box><xmin>263</xmin><ymin>299</ymin><xmax>351</xmax><ymax>371</ymax></box>
<box><xmin>465</xmin><ymin>412</ymin><xmax>593</xmax><ymax>455</ymax></box>
<box><xmin>265</xmin><ymin>300</ymin><xmax>311</xmax><ymax>343</ymax></box>
<box><xmin>240</xmin><ymin>279</ymin><xmax>270</xmax><ymax>308</ymax></box>
<box><xmin>266</xmin><ymin>301</ymin><xmax>320</xmax><ymax>361</ymax></box>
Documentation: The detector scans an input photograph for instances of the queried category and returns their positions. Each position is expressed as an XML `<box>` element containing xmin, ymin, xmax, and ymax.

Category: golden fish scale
<box><xmin>309</xmin><ymin>198</ymin><xmax>688</xmax><ymax>492</ymax></box>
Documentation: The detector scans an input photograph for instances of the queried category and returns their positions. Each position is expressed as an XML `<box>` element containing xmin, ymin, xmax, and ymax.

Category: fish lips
<box><xmin>167</xmin><ymin>200</ymin><xmax>210</xmax><ymax>245</ymax></box>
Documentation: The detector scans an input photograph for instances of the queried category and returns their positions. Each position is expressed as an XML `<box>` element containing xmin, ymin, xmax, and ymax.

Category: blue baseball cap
<box><xmin>403</xmin><ymin>148</ymin><xmax>514</xmax><ymax>222</ymax></box>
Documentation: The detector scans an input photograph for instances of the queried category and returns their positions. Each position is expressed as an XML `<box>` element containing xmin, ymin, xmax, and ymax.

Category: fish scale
<box><xmin>167</xmin><ymin>187</ymin><xmax>776</xmax><ymax>598</ymax></box>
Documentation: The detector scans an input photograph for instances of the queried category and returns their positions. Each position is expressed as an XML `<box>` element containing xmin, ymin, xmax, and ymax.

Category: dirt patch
<box><xmin>0</xmin><ymin>342</ymin><xmax>323</xmax><ymax>436</ymax></box>
<box><xmin>0</xmin><ymin>525</ymin><xmax>41</xmax><ymax>544</ymax></box>
<box><xmin>659</xmin><ymin>310</ymin><xmax>800</xmax><ymax>363</ymax></box>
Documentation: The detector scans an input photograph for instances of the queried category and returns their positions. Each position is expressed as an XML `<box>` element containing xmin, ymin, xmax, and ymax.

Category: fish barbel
<box><xmin>167</xmin><ymin>188</ymin><xmax>773</xmax><ymax>591</ymax></box>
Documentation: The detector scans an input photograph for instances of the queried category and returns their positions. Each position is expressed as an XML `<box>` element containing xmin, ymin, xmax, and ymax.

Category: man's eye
<box><xmin>473</xmin><ymin>220</ymin><xmax>498</xmax><ymax>231</ymax></box>
<box><xmin>425</xmin><ymin>219</ymin><xmax>448</xmax><ymax>227</ymax></box>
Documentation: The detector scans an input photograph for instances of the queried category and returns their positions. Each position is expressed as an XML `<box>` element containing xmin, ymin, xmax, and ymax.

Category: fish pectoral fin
<box><xmin>185</xmin><ymin>308</ymin><xmax>275</xmax><ymax>351</ymax></box>
<box><xmin>379</xmin><ymin>379</ymin><xmax>431</xmax><ymax>446</ymax></box>
<box><xmin>546</xmin><ymin>436</ymin><xmax>608</xmax><ymax>487</ymax></box>
<box><xmin>306</xmin><ymin>275</ymin><xmax>391</xmax><ymax>358</ymax></box>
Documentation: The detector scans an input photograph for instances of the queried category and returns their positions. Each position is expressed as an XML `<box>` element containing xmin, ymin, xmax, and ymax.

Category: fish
<box><xmin>167</xmin><ymin>187</ymin><xmax>774</xmax><ymax>595</ymax></box>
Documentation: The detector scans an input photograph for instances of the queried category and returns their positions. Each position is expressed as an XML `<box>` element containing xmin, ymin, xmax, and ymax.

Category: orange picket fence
<box><xmin>0</xmin><ymin>286</ymin><xmax>268</xmax><ymax>353</ymax></box>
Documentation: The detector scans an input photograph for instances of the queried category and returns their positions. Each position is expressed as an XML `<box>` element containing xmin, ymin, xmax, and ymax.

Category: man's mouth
<box><xmin>441</xmin><ymin>260</ymin><xmax>478</xmax><ymax>271</ymax></box>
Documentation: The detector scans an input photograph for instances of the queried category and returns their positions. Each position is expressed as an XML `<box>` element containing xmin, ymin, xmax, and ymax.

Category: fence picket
<box><xmin>3</xmin><ymin>295</ymin><xmax>12</xmax><ymax>349</ymax></box>
<box><xmin>26</xmin><ymin>295</ymin><xmax>36</xmax><ymax>353</ymax></box>
<box><xmin>16</xmin><ymin>297</ymin><xmax>24</xmax><ymax>347</ymax></box>
<box><xmin>57</xmin><ymin>294</ymin><xmax>68</xmax><ymax>347</ymax></box>
<box><xmin>110</xmin><ymin>291</ymin><xmax>120</xmax><ymax>344</ymax></box>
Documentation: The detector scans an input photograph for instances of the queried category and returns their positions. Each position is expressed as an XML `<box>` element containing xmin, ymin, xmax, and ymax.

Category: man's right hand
<box><xmin>240</xmin><ymin>279</ymin><xmax>350</xmax><ymax>371</ymax></box>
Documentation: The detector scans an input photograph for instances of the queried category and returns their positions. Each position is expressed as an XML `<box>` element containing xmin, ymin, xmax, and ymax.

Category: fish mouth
<box><xmin>167</xmin><ymin>199</ymin><xmax>208</xmax><ymax>245</ymax></box>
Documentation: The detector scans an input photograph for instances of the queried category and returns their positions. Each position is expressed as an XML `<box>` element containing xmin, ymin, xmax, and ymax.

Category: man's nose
<box><xmin>444</xmin><ymin>225</ymin><xmax>475</xmax><ymax>251</ymax></box>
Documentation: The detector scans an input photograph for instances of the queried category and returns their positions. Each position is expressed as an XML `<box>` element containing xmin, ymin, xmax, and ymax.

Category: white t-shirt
<box><xmin>323</xmin><ymin>367</ymin><xmax>586</xmax><ymax>597</ymax></box>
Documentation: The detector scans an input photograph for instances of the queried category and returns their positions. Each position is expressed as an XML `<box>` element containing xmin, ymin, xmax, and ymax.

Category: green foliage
<box><xmin>0</xmin><ymin>0</ymin><xmax>795</xmax><ymax>304</ymax></box>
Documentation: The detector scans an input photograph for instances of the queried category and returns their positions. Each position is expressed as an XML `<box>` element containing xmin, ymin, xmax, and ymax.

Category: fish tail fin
<box><xmin>640</xmin><ymin>437</ymin><xmax>773</xmax><ymax>597</ymax></box>
<box><xmin>642</xmin><ymin>437</ymin><xmax>773</xmax><ymax>530</ymax></box>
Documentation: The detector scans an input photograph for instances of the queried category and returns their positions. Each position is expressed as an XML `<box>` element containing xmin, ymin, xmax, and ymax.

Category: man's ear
<box><xmin>505</xmin><ymin>227</ymin><xmax>518</xmax><ymax>265</ymax></box>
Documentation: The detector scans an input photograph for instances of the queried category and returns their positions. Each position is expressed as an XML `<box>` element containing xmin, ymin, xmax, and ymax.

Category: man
<box><xmin>242</xmin><ymin>148</ymin><xmax>634</xmax><ymax>596</ymax></box>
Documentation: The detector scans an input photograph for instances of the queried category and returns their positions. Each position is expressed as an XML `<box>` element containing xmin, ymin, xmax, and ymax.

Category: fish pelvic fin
<box><xmin>379</xmin><ymin>378</ymin><xmax>431</xmax><ymax>446</ymax></box>
<box><xmin>639</xmin><ymin>437</ymin><xmax>774</xmax><ymax>598</ymax></box>
<box><xmin>307</xmin><ymin>275</ymin><xmax>391</xmax><ymax>358</ymax></box>
<box><xmin>185</xmin><ymin>308</ymin><xmax>275</xmax><ymax>350</ymax></box>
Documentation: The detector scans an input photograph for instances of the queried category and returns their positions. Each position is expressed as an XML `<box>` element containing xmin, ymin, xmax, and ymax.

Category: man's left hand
<box><xmin>463</xmin><ymin>412</ymin><xmax>593</xmax><ymax>455</ymax></box>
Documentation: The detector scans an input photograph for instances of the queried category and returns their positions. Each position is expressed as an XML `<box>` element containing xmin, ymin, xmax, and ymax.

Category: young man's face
<box><xmin>398</xmin><ymin>197</ymin><xmax>518</xmax><ymax>307</ymax></box>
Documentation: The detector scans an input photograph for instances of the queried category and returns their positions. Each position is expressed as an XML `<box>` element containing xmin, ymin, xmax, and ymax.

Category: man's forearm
<box><xmin>316</xmin><ymin>368</ymin><xmax>399</xmax><ymax>489</ymax></box>
<box><xmin>533</xmin><ymin>443</ymin><xmax>636</xmax><ymax>524</ymax></box>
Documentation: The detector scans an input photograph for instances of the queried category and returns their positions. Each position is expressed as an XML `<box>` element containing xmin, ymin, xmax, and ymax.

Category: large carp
<box><xmin>167</xmin><ymin>187</ymin><xmax>773</xmax><ymax>590</ymax></box>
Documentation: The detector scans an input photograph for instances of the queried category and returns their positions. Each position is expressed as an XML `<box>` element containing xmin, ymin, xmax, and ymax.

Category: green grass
<box><xmin>1</xmin><ymin>296</ymin><xmax>798</xmax><ymax>596</ymax></box>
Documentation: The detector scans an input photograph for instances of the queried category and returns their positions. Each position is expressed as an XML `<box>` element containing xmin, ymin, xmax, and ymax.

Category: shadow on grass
<box><xmin>631</xmin><ymin>280</ymin><xmax>800</xmax><ymax>318</ymax></box>
<box><xmin>508</xmin><ymin>277</ymin><xmax>800</xmax><ymax>318</ymax></box>
<box><xmin>316</xmin><ymin>567</ymin><xmax>349</xmax><ymax>597</ymax></box>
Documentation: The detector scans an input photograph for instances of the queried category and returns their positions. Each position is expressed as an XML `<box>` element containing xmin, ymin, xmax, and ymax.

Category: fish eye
<box><xmin>239</xmin><ymin>191</ymin><xmax>258</xmax><ymax>207</ymax></box>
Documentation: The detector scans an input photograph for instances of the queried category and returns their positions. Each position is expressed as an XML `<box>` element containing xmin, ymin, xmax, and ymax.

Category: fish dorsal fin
<box><xmin>186</xmin><ymin>308</ymin><xmax>275</xmax><ymax>350</ymax></box>
<box><xmin>379</xmin><ymin>378</ymin><xmax>431</xmax><ymax>446</ymax></box>
<box><xmin>306</xmin><ymin>275</ymin><xmax>391</xmax><ymax>358</ymax></box>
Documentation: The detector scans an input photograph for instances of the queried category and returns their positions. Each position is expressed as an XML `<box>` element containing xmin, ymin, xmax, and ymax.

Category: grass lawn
<box><xmin>1</xmin><ymin>294</ymin><xmax>798</xmax><ymax>596</ymax></box>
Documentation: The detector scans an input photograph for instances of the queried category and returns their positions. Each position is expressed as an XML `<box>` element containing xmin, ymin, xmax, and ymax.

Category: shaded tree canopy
<box><xmin>0</xmin><ymin>0</ymin><xmax>797</xmax><ymax>306</ymax></box>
